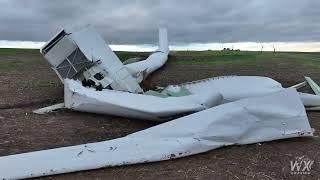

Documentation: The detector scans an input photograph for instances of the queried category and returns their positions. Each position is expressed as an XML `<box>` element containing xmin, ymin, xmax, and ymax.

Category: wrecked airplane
<box><xmin>0</xmin><ymin>26</ymin><xmax>318</xmax><ymax>179</ymax></box>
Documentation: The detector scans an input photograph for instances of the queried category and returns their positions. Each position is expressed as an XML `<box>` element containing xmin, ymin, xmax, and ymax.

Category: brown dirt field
<box><xmin>0</xmin><ymin>51</ymin><xmax>319</xmax><ymax>180</ymax></box>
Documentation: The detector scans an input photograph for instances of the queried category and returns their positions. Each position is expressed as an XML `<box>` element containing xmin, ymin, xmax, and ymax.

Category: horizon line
<box><xmin>0</xmin><ymin>40</ymin><xmax>320</xmax><ymax>52</ymax></box>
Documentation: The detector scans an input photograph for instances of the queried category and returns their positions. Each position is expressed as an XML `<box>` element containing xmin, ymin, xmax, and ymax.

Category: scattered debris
<box><xmin>0</xmin><ymin>89</ymin><xmax>313</xmax><ymax>179</ymax></box>
<box><xmin>0</xmin><ymin>26</ymin><xmax>318</xmax><ymax>179</ymax></box>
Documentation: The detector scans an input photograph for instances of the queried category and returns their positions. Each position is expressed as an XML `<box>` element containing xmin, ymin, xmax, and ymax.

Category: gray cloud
<box><xmin>0</xmin><ymin>0</ymin><xmax>319</xmax><ymax>44</ymax></box>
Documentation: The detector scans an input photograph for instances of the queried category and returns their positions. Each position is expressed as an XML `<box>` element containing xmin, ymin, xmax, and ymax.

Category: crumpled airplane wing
<box><xmin>0</xmin><ymin>89</ymin><xmax>312</xmax><ymax>179</ymax></box>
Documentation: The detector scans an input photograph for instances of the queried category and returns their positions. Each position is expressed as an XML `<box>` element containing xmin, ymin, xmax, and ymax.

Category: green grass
<box><xmin>0</xmin><ymin>48</ymin><xmax>47</xmax><ymax>70</ymax></box>
<box><xmin>1</xmin><ymin>48</ymin><xmax>320</xmax><ymax>70</ymax></box>
<box><xmin>115</xmin><ymin>50</ymin><xmax>320</xmax><ymax>67</ymax></box>
<box><xmin>0</xmin><ymin>48</ymin><xmax>39</xmax><ymax>55</ymax></box>
<box><xmin>0</xmin><ymin>60</ymin><xmax>24</xmax><ymax>70</ymax></box>
<box><xmin>169</xmin><ymin>50</ymin><xmax>320</xmax><ymax>65</ymax></box>
<box><xmin>172</xmin><ymin>51</ymin><xmax>268</xmax><ymax>64</ymax></box>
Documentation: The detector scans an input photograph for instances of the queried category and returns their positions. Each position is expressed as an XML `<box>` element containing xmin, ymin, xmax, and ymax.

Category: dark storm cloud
<box><xmin>0</xmin><ymin>0</ymin><xmax>320</xmax><ymax>44</ymax></box>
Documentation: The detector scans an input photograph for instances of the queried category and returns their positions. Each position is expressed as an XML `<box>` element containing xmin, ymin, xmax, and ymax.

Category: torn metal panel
<box><xmin>305</xmin><ymin>76</ymin><xmax>320</xmax><ymax>95</ymax></box>
<box><xmin>33</xmin><ymin>103</ymin><xmax>65</xmax><ymax>114</ymax></box>
<box><xmin>64</xmin><ymin>76</ymin><xmax>287</xmax><ymax>120</ymax></box>
<box><xmin>65</xmin><ymin>76</ymin><xmax>320</xmax><ymax>119</ymax></box>
<box><xmin>170</xmin><ymin>76</ymin><xmax>320</xmax><ymax>107</ymax></box>
<box><xmin>64</xmin><ymin>79</ymin><xmax>223</xmax><ymax>121</ymax></box>
<box><xmin>0</xmin><ymin>89</ymin><xmax>312</xmax><ymax>179</ymax></box>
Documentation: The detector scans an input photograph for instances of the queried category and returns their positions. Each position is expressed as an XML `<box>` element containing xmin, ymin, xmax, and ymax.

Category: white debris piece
<box><xmin>169</xmin><ymin>76</ymin><xmax>320</xmax><ymax>108</ymax></box>
<box><xmin>33</xmin><ymin>103</ymin><xmax>65</xmax><ymax>114</ymax></box>
<box><xmin>290</xmin><ymin>81</ymin><xmax>307</xmax><ymax>89</ymax></box>
<box><xmin>168</xmin><ymin>76</ymin><xmax>284</xmax><ymax>103</ymax></box>
<box><xmin>64</xmin><ymin>76</ymin><xmax>284</xmax><ymax>121</ymax></box>
<box><xmin>40</xmin><ymin>26</ymin><xmax>142</xmax><ymax>93</ymax></box>
<box><xmin>65</xmin><ymin>75</ymin><xmax>320</xmax><ymax>119</ymax></box>
<box><xmin>0</xmin><ymin>89</ymin><xmax>313</xmax><ymax>179</ymax></box>
<box><xmin>299</xmin><ymin>92</ymin><xmax>320</xmax><ymax>107</ymax></box>
<box><xmin>125</xmin><ymin>28</ymin><xmax>169</xmax><ymax>81</ymax></box>
<box><xmin>65</xmin><ymin>79</ymin><xmax>222</xmax><ymax>121</ymax></box>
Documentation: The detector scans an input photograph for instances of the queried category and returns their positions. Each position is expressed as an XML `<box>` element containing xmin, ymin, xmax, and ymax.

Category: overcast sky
<box><xmin>0</xmin><ymin>0</ymin><xmax>319</xmax><ymax>46</ymax></box>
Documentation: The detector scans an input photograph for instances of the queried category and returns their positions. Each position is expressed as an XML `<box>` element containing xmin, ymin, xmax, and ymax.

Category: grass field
<box><xmin>2</xmin><ymin>48</ymin><xmax>320</xmax><ymax>67</ymax></box>
<box><xmin>0</xmin><ymin>48</ymin><xmax>319</xmax><ymax>179</ymax></box>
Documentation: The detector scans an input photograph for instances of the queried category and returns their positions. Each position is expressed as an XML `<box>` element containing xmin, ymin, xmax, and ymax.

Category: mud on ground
<box><xmin>0</xmin><ymin>51</ymin><xmax>319</xmax><ymax>179</ymax></box>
